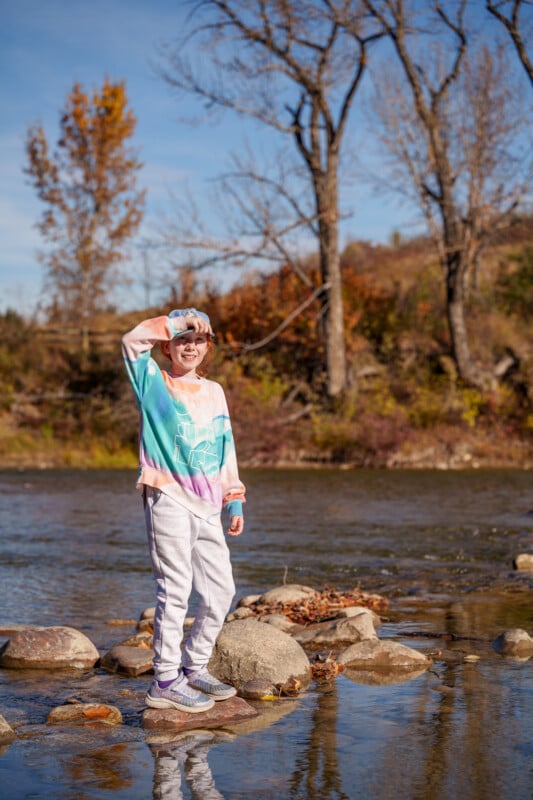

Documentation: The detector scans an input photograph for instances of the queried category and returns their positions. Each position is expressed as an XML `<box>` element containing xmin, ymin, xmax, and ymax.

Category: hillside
<box><xmin>1</xmin><ymin>222</ymin><xmax>531</xmax><ymax>470</ymax></box>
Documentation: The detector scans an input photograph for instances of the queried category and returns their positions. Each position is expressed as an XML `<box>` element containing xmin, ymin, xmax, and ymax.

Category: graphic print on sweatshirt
<box><xmin>173</xmin><ymin>404</ymin><xmax>227</xmax><ymax>475</ymax></box>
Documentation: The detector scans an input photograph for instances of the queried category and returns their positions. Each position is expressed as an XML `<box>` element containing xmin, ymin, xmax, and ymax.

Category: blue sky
<box><xmin>1</xmin><ymin>0</ymin><xmax>424</xmax><ymax>316</ymax></box>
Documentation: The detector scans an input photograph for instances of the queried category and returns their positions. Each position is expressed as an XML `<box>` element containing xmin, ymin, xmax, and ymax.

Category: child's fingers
<box><xmin>185</xmin><ymin>314</ymin><xmax>213</xmax><ymax>336</ymax></box>
<box><xmin>228</xmin><ymin>515</ymin><xmax>244</xmax><ymax>536</ymax></box>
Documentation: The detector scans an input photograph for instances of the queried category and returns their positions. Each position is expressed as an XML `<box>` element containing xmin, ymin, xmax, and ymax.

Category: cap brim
<box><xmin>172</xmin><ymin>327</ymin><xmax>196</xmax><ymax>339</ymax></box>
<box><xmin>172</xmin><ymin>328</ymin><xmax>215</xmax><ymax>339</ymax></box>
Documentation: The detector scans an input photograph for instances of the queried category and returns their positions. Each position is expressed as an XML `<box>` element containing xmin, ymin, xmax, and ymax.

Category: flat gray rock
<box><xmin>258</xmin><ymin>584</ymin><xmax>318</xmax><ymax>605</ymax></box>
<box><xmin>492</xmin><ymin>628</ymin><xmax>533</xmax><ymax>656</ymax></box>
<box><xmin>293</xmin><ymin>610</ymin><xmax>378</xmax><ymax>647</ymax></box>
<box><xmin>142</xmin><ymin>696</ymin><xmax>257</xmax><ymax>732</ymax></box>
<box><xmin>338</xmin><ymin>639</ymin><xmax>431</xmax><ymax>669</ymax></box>
<box><xmin>47</xmin><ymin>703</ymin><xmax>123</xmax><ymax>726</ymax></box>
<box><xmin>100</xmin><ymin>644</ymin><xmax>154</xmax><ymax>676</ymax></box>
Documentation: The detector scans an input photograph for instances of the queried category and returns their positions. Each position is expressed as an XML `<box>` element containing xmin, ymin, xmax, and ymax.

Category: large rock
<box><xmin>0</xmin><ymin>624</ymin><xmax>36</xmax><ymax>638</ymax></box>
<box><xmin>0</xmin><ymin>626</ymin><xmax>99</xmax><ymax>670</ymax></box>
<box><xmin>293</xmin><ymin>609</ymin><xmax>378</xmax><ymax>647</ymax></box>
<box><xmin>258</xmin><ymin>584</ymin><xmax>318</xmax><ymax>605</ymax></box>
<box><xmin>209</xmin><ymin>618</ymin><xmax>312</xmax><ymax>693</ymax></box>
<box><xmin>142</xmin><ymin>696</ymin><xmax>257</xmax><ymax>733</ymax></box>
<box><xmin>100</xmin><ymin>644</ymin><xmax>154</xmax><ymax>676</ymax></box>
<box><xmin>338</xmin><ymin>639</ymin><xmax>431</xmax><ymax>669</ymax></box>
<box><xmin>492</xmin><ymin>629</ymin><xmax>533</xmax><ymax>657</ymax></box>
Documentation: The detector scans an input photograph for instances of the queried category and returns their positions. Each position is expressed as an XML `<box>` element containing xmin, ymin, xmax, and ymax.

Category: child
<box><xmin>122</xmin><ymin>307</ymin><xmax>245</xmax><ymax>713</ymax></box>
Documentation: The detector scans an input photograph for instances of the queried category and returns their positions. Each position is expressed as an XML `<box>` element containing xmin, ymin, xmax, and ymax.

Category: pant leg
<box><xmin>144</xmin><ymin>487</ymin><xmax>194</xmax><ymax>681</ymax></box>
<box><xmin>185</xmin><ymin>746</ymin><xmax>225</xmax><ymax>800</ymax></box>
<box><xmin>151</xmin><ymin>749</ymin><xmax>185</xmax><ymax>800</ymax></box>
<box><xmin>182</xmin><ymin>516</ymin><xmax>235</xmax><ymax>670</ymax></box>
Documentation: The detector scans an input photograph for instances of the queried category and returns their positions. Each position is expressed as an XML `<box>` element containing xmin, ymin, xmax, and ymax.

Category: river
<box><xmin>0</xmin><ymin>468</ymin><xmax>531</xmax><ymax>799</ymax></box>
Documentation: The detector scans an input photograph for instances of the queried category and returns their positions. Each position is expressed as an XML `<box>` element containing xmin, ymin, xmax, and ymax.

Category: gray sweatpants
<box><xmin>144</xmin><ymin>487</ymin><xmax>235</xmax><ymax>681</ymax></box>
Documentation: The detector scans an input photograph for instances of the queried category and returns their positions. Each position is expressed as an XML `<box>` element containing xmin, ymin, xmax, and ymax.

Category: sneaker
<box><xmin>145</xmin><ymin>673</ymin><xmax>215</xmax><ymax>713</ymax></box>
<box><xmin>185</xmin><ymin>667</ymin><xmax>237</xmax><ymax>701</ymax></box>
<box><xmin>148</xmin><ymin>730</ymin><xmax>220</xmax><ymax>759</ymax></box>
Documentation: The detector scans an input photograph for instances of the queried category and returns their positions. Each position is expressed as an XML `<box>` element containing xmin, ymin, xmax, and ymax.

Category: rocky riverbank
<box><xmin>1</xmin><ymin>581</ymin><xmax>532</xmax><ymax>745</ymax></box>
<box><xmin>0</xmin><ymin>414</ymin><xmax>532</xmax><ymax>471</ymax></box>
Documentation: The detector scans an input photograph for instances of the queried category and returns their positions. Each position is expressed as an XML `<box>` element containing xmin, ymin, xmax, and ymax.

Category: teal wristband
<box><xmin>225</xmin><ymin>500</ymin><xmax>243</xmax><ymax>517</ymax></box>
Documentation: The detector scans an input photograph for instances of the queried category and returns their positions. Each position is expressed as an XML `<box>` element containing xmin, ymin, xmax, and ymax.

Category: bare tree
<box><xmin>486</xmin><ymin>0</ymin><xmax>533</xmax><ymax>84</ymax></box>
<box><xmin>363</xmin><ymin>0</ymin><xmax>532</xmax><ymax>389</ymax></box>
<box><xmin>159</xmin><ymin>0</ymin><xmax>381</xmax><ymax>399</ymax></box>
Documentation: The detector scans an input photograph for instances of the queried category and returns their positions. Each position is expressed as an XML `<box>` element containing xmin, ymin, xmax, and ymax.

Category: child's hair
<box><xmin>197</xmin><ymin>337</ymin><xmax>214</xmax><ymax>378</ymax></box>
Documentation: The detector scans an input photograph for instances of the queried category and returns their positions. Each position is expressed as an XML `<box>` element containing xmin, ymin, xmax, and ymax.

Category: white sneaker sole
<box><xmin>145</xmin><ymin>694</ymin><xmax>215</xmax><ymax>713</ymax></box>
<box><xmin>211</xmin><ymin>687</ymin><xmax>237</xmax><ymax>701</ymax></box>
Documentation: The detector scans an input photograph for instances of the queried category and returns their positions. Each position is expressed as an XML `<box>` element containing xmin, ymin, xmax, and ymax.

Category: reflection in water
<box><xmin>289</xmin><ymin>684</ymin><xmax>350</xmax><ymax>800</ymax></box>
<box><xmin>367</xmin><ymin>602</ymin><xmax>532</xmax><ymax>800</ymax></box>
<box><xmin>0</xmin><ymin>469</ymin><xmax>531</xmax><ymax>799</ymax></box>
<box><xmin>149</xmin><ymin>732</ymin><xmax>229</xmax><ymax>800</ymax></box>
<box><xmin>57</xmin><ymin>742</ymin><xmax>137</xmax><ymax>797</ymax></box>
<box><xmin>416</xmin><ymin>602</ymin><xmax>530</xmax><ymax>800</ymax></box>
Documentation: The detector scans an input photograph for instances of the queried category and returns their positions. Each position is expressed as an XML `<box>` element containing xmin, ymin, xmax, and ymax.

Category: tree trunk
<box><xmin>317</xmin><ymin>177</ymin><xmax>346</xmax><ymax>399</ymax></box>
<box><xmin>322</xmin><ymin>244</ymin><xmax>346</xmax><ymax>399</ymax></box>
<box><xmin>446</xmin><ymin>254</ymin><xmax>493</xmax><ymax>390</ymax></box>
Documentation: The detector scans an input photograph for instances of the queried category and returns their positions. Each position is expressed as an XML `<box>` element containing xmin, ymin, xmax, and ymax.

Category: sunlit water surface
<box><xmin>0</xmin><ymin>469</ymin><xmax>531</xmax><ymax>799</ymax></box>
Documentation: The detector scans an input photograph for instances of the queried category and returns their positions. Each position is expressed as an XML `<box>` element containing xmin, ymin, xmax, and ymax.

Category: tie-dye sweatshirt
<box><xmin>122</xmin><ymin>315</ymin><xmax>245</xmax><ymax>521</ymax></box>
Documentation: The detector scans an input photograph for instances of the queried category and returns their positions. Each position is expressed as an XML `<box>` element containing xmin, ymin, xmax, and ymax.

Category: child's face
<box><xmin>164</xmin><ymin>332</ymin><xmax>209</xmax><ymax>377</ymax></box>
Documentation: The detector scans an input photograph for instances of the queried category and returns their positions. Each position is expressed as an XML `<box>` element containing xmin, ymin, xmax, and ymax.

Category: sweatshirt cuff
<box><xmin>225</xmin><ymin>500</ymin><xmax>243</xmax><ymax>517</ymax></box>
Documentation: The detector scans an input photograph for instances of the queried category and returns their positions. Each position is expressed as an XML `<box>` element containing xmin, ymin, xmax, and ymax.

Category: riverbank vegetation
<box><xmin>8</xmin><ymin>3</ymin><xmax>531</xmax><ymax>470</ymax></box>
<box><xmin>1</xmin><ymin>220</ymin><xmax>531</xmax><ymax>470</ymax></box>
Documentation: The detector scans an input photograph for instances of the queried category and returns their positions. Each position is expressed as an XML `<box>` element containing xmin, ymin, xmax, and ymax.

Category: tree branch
<box><xmin>233</xmin><ymin>281</ymin><xmax>331</xmax><ymax>351</ymax></box>
<box><xmin>486</xmin><ymin>0</ymin><xmax>533</xmax><ymax>84</ymax></box>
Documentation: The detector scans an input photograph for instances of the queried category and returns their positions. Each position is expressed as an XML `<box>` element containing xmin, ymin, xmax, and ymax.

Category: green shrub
<box><xmin>494</xmin><ymin>246</ymin><xmax>533</xmax><ymax>319</ymax></box>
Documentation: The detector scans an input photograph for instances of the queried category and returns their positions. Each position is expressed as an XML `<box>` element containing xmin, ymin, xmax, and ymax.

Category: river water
<box><xmin>0</xmin><ymin>468</ymin><xmax>531</xmax><ymax>799</ymax></box>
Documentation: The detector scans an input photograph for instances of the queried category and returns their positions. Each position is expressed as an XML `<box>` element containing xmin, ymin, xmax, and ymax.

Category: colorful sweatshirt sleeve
<box><xmin>121</xmin><ymin>315</ymin><xmax>188</xmax><ymax>402</ymax></box>
<box><xmin>216</xmin><ymin>384</ymin><xmax>246</xmax><ymax>517</ymax></box>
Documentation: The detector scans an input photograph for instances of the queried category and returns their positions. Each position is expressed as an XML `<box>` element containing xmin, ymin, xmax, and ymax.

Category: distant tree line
<box><xmin>24</xmin><ymin>1</ymin><xmax>532</xmax><ymax>403</ymax></box>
